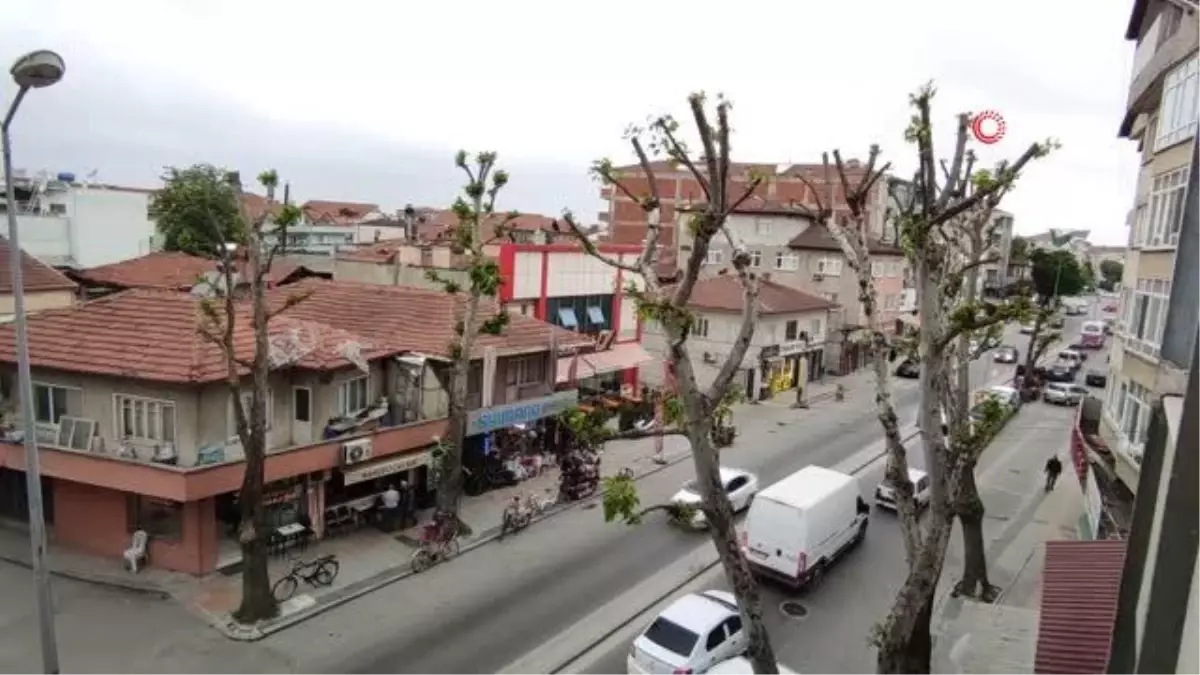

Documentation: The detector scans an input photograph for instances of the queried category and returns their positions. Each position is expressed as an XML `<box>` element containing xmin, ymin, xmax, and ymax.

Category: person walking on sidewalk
<box><xmin>1044</xmin><ymin>456</ymin><xmax>1063</xmax><ymax>492</ymax></box>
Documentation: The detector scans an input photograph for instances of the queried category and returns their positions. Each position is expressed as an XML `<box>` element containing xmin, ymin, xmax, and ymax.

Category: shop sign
<box><xmin>778</xmin><ymin>339</ymin><xmax>810</xmax><ymax>357</ymax></box>
<box><xmin>343</xmin><ymin>451</ymin><xmax>432</xmax><ymax>486</ymax></box>
<box><xmin>466</xmin><ymin>389</ymin><xmax>579</xmax><ymax>436</ymax></box>
<box><xmin>759</xmin><ymin>345</ymin><xmax>781</xmax><ymax>361</ymax></box>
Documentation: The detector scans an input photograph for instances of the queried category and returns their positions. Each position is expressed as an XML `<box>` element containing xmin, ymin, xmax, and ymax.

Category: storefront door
<box><xmin>292</xmin><ymin>387</ymin><xmax>313</xmax><ymax>446</ymax></box>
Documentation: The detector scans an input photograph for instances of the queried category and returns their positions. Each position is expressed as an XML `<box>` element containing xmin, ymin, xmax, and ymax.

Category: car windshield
<box><xmin>643</xmin><ymin>617</ymin><xmax>699</xmax><ymax>657</ymax></box>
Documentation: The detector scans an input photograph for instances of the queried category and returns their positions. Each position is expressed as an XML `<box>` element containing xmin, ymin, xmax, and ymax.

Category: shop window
<box><xmin>115</xmin><ymin>394</ymin><xmax>176</xmax><ymax>443</ymax></box>
<box><xmin>127</xmin><ymin>495</ymin><xmax>183</xmax><ymax>540</ymax></box>
<box><xmin>33</xmin><ymin>383</ymin><xmax>80</xmax><ymax>424</ymax></box>
<box><xmin>338</xmin><ymin>376</ymin><xmax>370</xmax><ymax>416</ymax></box>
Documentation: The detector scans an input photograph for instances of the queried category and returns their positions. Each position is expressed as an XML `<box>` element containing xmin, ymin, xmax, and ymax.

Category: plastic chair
<box><xmin>124</xmin><ymin>530</ymin><xmax>149</xmax><ymax>573</ymax></box>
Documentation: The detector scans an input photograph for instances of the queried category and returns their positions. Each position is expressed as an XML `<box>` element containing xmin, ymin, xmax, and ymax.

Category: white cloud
<box><xmin>5</xmin><ymin>0</ymin><xmax>1141</xmax><ymax>242</ymax></box>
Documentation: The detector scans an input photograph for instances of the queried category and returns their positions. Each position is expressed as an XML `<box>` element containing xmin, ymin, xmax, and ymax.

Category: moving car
<box><xmin>1057</xmin><ymin>349</ymin><xmax>1087</xmax><ymax>368</ymax></box>
<box><xmin>993</xmin><ymin>346</ymin><xmax>1019</xmax><ymax>363</ymax></box>
<box><xmin>1043</xmin><ymin>382</ymin><xmax>1087</xmax><ymax>406</ymax></box>
<box><xmin>670</xmin><ymin>468</ymin><xmax>759</xmax><ymax>529</ymax></box>
<box><xmin>894</xmin><ymin>359</ymin><xmax>920</xmax><ymax>378</ymax></box>
<box><xmin>627</xmin><ymin>590</ymin><xmax>746</xmax><ymax>674</ymax></box>
<box><xmin>1045</xmin><ymin>364</ymin><xmax>1077</xmax><ymax>383</ymax></box>
<box><xmin>708</xmin><ymin>657</ymin><xmax>799</xmax><ymax>674</ymax></box>
<box><xmin>1019</xmin><ymin>322</ymin><xmax>1036</xmax><ymax>335</ymax></box>
<box><xmin>742</xmin><ymin>466</ymin><xmax>868</xmax><ymax>590</ymax></box>
<box><xmin>875</xmin><ymin>468</ymin><xmax>931</xmax><ymax>511</ymax></box>
<box><xmin>1079</xmin><ymin>321</ymin><xmax>1106</xmax><ymax>349</ymax></box>
<box><xmin>1085</xmin><ymin>369</ymin><xmax>1108</xmax><ymax>387</ymax></box>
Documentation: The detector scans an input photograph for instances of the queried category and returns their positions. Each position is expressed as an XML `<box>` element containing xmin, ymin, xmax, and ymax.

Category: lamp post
<box><xmin>3</xmin><ymin>49</ymin><xmax>65</xmax><ymax>675</ymax></box>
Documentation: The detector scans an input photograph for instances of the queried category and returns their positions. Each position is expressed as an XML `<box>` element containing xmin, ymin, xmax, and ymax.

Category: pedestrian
<box><xmin>1044</xmin><ymin>456</ymin><xmax>1063</xmax><ymax>492</ymax></box>
<box><xmin>381</xmin><ymin>483</ymin><xmax>401</xmax><ymax>531</ymax></box>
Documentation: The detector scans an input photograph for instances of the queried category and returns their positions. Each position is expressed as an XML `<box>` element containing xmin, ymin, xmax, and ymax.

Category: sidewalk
<box><xmin>931</xmin><ymin>403</ymin><xmax>1085</xmax><ymax>674</ymax></box>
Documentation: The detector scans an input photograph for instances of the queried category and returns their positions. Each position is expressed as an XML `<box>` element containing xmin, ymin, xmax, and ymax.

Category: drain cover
<box><xmin>779</xmin><ymin>600</ymin><xmax>809</xmax><ymax>619</ymax></box>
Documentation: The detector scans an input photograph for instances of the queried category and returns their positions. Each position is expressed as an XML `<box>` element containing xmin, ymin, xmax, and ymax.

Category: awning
<box><xmin>1034</xmin><ymin>539</ymin><xmax>1126</xmax><ymax>674</ymax></box>
<box><xmin>556</xmin><ymin>342</ymin><xmax>653</xmax><ymax>384</ymax></box>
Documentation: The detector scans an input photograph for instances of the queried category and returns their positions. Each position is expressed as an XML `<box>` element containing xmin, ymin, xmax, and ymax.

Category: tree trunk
<box><xmin>876</xmin><ymin>506</ymin><xmax>953</xmax><ymax>674</ymax></box>
<box><xmin>673</xmin><ymin>345</ymin><xmax>779</xmax><ymax>675</ymax></box>
<box><xmin>952</xmin><ymin>459</ymin><xmax>998</xmax><ymax>601</ymax></box>
<box><xmin>435</xmin><ymin>290</ymin><xmax>482</xmax><ymax>534</ymax></box>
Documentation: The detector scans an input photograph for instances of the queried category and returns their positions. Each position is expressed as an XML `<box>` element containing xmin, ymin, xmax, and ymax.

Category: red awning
<box><xmin>1034</xmin><ymin>539</ymin><xmax>1126</xmax><ymax>674</ymax></box>
<box><xmin>556</xmin><ymin>342</ymin><xmax>653</xmax><ymax>384</ymax></box>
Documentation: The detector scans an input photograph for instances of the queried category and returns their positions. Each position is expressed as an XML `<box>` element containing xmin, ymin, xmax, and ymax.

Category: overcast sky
<box><xmin>5</xmin><ymin>0</ymin><xmax>1139</xmax><ymax>244</ymax></box>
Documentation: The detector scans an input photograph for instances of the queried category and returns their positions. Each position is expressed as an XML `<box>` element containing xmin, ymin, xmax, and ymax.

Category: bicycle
<box><xmin>411</xmin><ymin>519</ymin><xmax>460</xmax><ymax>573</ymax></box>
<box><xmin>271</xmin><ymin>554</ymin><xmax>340</xmax><ymax>602</ymax></box>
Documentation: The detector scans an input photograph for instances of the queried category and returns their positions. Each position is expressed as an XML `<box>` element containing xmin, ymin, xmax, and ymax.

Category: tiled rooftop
<box><xmin>71</xmin><ymin>251</ymin><xmax>302</xmax><ymax>291</ymax></box>
<box><xmin>0</xmin><ymin>237</ymin><xmax>78</xmax><ymax>294</ymax></box>
<box><xmin>675</xmin><ymin>275</ymin><xmax>837</xmax><ymax>315</ymax></box>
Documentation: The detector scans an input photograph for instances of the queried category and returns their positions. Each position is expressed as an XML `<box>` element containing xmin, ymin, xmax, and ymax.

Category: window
<box><xmin>506</xmin><ymin>354</ymin><xmax>545</xmax><ymax>387</ymax></box>
<box><xmin>33</xmin><ymin>384</ymin><xmax>78</xmax><ymax>424</ymax></box>
<box><xmin>693</xmin><ymin>317</ymin><xmax>710</xmax><ymax>338</ymax></box>
<box><xmin>337</xmin><ymin>376</ymin><xmax>369</xmax><ymax>416</ymax></box>
<box><xmin>705</xmin><ymin>625</ymin><xmax>727</xmax><ymax>651</ymax></box>
<box><xmin>754</xmin><ymin>219</ymin><xmax>772</xmax><ymax>235</ymax></box>
<box><xmin>116</xmin><ymin>395</ymin><xmax>177</xmax><ymax>443</ymax></box>
<box><xmin>557</xmin><ymin>307</ymin><xmax>579</xmax><ymax>328</ymax></box>
<box><xmin>586</xmin><ymin>305</ymin><xmax>606</xmax><ymax>325</ymax></box>
<box><xmin>1119</xmin><ymin>380</ymin><xmax>1152</xmax><ymax>449</ymax></box>
<box><xmin>822</xmin><ymin>292</ymin><xmax>839</xmax><ymax>303</ymax></box>
<box><xmin>816</xmin><ymin>258</ymin><xmax>842</xmax><ymax>276</ymax></box>
<box><xmin>48</xmin><ymin>203</ymin><xmax>67</xmax><ymax>215</ymax></box>
<box><xmin>785</xmin><ymin>320</ymin><xmax>799</xmax><ymax>341</ymax></box>
<box><xmin>127</xmin><ymin>496</ymin><xmax>183</xmax><ymax>540</ymax></box>
<box><xmin>293</xmin><ymin>387</ymin><xmax>311</xmax><ymax>423</ymax></box>
<box><xmin>1144</xmin><ymin>167</ymin><xmax>1188</xmax><ymax>247</ymax></box>
<box><xmin>749</xmin><ymin>250</ymin><xmax>762</xmax><ymax>268</ymax></box>
<box><xmin>705</xmin><ymin>248</ymin><xmax>724</xmax><ymax>265</ymax></box>
<box><xmin>237</xmin><ymin>390</ymin><xmax>273</xmax><ymax>431</ymax></box>
<box><xmin>1155</xmin><ymin>55</ymin><xmax>1199</xmax><ymax>151</ymax></box>
<box><xmin>810</xmin><ymin>318</ymin><xmax>822</xmax><ymax>338</ymax></box>
<box><xmin>1125</xmin><ymin>279</ymin><xmax>1170</xmax><ymax>358</ymax></box>
<box><xmin>643</xmin><ymin>618</ymin><xmax>699</xmax><ymax>657</ymax></box>
<box><xmin>774</xmin><ymin>252</ymin><xmax>799</xmax><ymax>270</ymax></box>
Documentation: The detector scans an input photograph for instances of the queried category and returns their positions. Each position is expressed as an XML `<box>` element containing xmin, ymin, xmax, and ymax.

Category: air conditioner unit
<box><xmin>703</xmin><ymin>352</ymin><xmax>718</xmax><ymax>364</ymax></box>
<box><xmin>342</xmin><ymin>437</ymin><xmax>374</xmax><ymax>465</ymax></box>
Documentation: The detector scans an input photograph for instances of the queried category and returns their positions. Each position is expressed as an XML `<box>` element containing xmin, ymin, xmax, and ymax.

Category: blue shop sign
<box><xmin>466</xmin><ymin>390</ymin><xmax>579</xmax><ymax>436</ymax></box>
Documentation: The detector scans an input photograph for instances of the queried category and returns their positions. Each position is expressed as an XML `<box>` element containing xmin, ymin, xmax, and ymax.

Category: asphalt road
<box><xmin>261</xmin><ymin>325</ymin><xmax>1036</xmax><ymax>674</ymax></box>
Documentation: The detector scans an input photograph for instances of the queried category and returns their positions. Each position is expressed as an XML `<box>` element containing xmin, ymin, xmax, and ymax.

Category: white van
<box><xmin>740</xmin><ymin>466</ymin><xmax>868</xmax><ymax>590</ymax></box>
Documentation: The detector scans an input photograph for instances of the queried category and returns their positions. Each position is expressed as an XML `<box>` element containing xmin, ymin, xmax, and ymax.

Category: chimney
<box><xmin>283</xmin><ymin>182</ymin><xmax>291</xmax><ymax>205</ymax></box>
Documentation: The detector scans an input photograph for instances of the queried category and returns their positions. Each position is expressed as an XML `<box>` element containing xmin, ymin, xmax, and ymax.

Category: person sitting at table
<box><xmin>381</xmin><ymin>483</ymin><xmax>402</xmax><ymax>531</ymax></box>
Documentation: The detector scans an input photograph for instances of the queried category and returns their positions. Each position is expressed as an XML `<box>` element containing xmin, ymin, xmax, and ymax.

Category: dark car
<box><xmin>993</xmin><ymin>346</ymin><xmax>1019</xmax><ymax>363</ymax></box>
<box><xmin>894</xmin><ymin>360</ymin><xmax>920</xmax><ymax>378</ymax></box>
<box><xmin>1085</xmin><ymin>369</ymin><xmax>1108</xmax><ymax>387</ymax></box>
<box><xmin>1045</xmin><ymin>364</ymin><xmax>1077</xmax><ymax>383</ymax></box>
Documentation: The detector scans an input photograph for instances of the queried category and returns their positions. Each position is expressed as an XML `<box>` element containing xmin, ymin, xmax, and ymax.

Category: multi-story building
<box><xmin>0</xmin><ymin>170</ymin><xmax>158</xmax><ymax>268</ymax></box>
<box><xmin>1101</xmin><ymin>0</ymin><xmax>1198</xmax><ymax>491</ymax></box>
<box><xmin>639</xmin><ymin>276</ymin><xmax>836</xmax><ymax>399</ymax></box>
<box><xmin>980</xmin><ymin>209</ymin><xmax>1015</xmax><ymax>295</ymax></box>
<box><xmin>0</xmin><ymin>278</ymin><xmax>586</xmax><ymax>575</ymax></box>
<box><xmin>677</xmin><ymin>203</ymin><xmax>906</xmax><ymax>373</ymax></box>
<box><xmin>600</xmin><ymin>160</ymin><xmax>889</xmax><ymax>250</ymax></box>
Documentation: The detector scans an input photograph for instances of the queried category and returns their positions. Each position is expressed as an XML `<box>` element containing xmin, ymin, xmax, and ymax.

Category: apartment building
<box><xmin>979</xmin><ymin>209</ymin><xmax>1015</xmax><ymax>295</ymax></box>
<box><xmin>600</xmin><ymin>160</ymin><xmax>889</xmax><ymax>250</ymax></box>
<box><xmin>0</xmin><ymin>170</ymin><xmax>158</xmax><ymax>268</ymax></box>
<box><xmin>1101</xmin><ymin>0</ymin><xmax>1198</xmax><ymax>492</ymax></box>
<box><xmin>678</xmin><ymin>203</ymin><xmax>906</xmax><ymax>373</ymax></box>
<box><xmin>0</xmin><ymin>278</ymin><xmax>586</xmax><ymax>575</ymax></box>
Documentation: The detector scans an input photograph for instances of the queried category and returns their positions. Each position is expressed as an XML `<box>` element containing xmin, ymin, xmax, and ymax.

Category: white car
<box><xmin>708</xmin><ymin>656</ymin><xmax>800</xmax><ymax>674</ymax></box>
<box><xmin>627</xmin><ymin>590</ymin><xmax>747</xmax><ymax>674</ymax></box>
<box><xmin>1043</xmin><ymin>382</ymin><xmax>1087</xmax><ymax>406</ymax></box>
<box><xmin>875</xmin><ymin>468</ymin><xmax>931</xmax><ymax>511</ymax></box>
<box><xmin>1020</xmin><ymin>322</ymin><xmax>1036</xmax><ymax>335</ymax></box>
<box><xmin>670</xmin><ymin>468</ymin><xmax>759</xmax><ymax>529</ymax></box>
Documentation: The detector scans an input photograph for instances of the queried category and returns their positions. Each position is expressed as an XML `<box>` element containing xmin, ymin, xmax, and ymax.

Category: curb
<box><xmin>203</xmin><ymin>380</ymin><xmax>865</xmax><ymax>640</ymax></box>
<box><xmin>0</xmin><ymin>553</ymin><xmax>171</xmax><ymax>599</ymax></box>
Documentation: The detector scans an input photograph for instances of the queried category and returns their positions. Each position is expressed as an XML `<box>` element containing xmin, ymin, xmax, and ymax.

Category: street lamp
<box><xmin>3</xmin><ymin>49</ymin><xmax>65</xmax><ymax>675</ymax></box>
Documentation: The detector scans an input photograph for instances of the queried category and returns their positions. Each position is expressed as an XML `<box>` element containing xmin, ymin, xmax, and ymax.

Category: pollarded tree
<box><xmin>1018</xmin><ymin>243</ymin><xmax>1087</xmax><ymax>390</ymax></box>
<box><xmin>424</xmin><ymin>152</ymin><xmax>517</xmax><ymax>533</ymax></box>
<box><xmin>189</xmin><ymin>169</ymin><xmax>304</xmax><ymax>623</ymax></box>
<box><xmin>562</xmin><ymin>93</ymin><xmax>782</xmax><ymax>674</ymax></box>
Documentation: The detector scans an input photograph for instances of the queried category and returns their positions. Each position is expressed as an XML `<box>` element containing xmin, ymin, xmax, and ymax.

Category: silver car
<box><xmin>1043</xmin><ymin>382</ymin><xmax>1087</xmax><ymax>406</ymax></box>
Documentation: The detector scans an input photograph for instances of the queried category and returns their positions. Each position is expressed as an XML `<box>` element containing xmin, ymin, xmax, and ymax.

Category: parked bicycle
<box><xmin>411</xmin><ymin>516</ymin><xmax>460</xmax><ymax>573</ymax></box>
<box><xmin>271</xmin><ymin>554</ymin><xmax>340</xmax><ymax>602</ymax></box>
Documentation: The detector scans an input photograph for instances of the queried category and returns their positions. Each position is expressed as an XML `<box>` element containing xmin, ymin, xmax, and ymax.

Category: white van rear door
<box><xmin>744</xmin><ymin>497</ymin><xmax>806</xmax><ymax>578</ymax></box>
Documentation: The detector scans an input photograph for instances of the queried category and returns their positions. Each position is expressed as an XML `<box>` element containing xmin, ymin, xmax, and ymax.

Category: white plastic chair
<box><xmin>124</xmin><ymin>530</ymin><xmax>148</xmax><ymax>573</ymax></box>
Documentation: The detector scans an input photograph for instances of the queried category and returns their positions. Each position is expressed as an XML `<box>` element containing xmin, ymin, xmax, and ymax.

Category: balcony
<box><xmin>1124</xmin><ymin>12</ymin><xmax>1199</xmax><ymax>120</ymax></box>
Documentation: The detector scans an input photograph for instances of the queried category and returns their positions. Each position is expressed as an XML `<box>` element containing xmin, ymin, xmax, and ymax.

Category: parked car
<box><xmin>1045</xmin><ymin>364</ymin><xmax>1077</xmax><ymax>383</ymax></box>
<box><xmin>894</xmin><ymin>359</ymin><xmax>920</xmax><ymax>379</ymax></box>
<box><xmin>627</xmin><ymin>590</ymin><xmax>746</xmax><ymax>674</ymax></box>
<box><xmin>1043</xmin><ymin>382</ymin><xmax>1088</xmax><ymax>406</ymax></box>
<box><xmin>1057</xmin><ymin>349</ymin><xmax>1087</xmax><ymax>368</ymax></box>
<box><xmin>1085</xmin><ymin>369</ymin><xmax>1108</xmax><ymax>387</ymax></box>
<box><xmin>983</xmin><ymin>385</ymin><xmax>1021</xmax><ymax>408</ymax></box>
<box><xmin>875</xmin><ymin>468</ymin><xmax>931</xmax><ymax>511</ymax></box>
<box><xmin>708</xmin><ymin>657</ymin><xmax>799</xmax><ymax>674</ymax></box>
<box><xmin>1019</xmin><ymin>322</ymin><xmax>1036</xmax><ymax>335</ymax></box>
<box><xmin>670</xmin><ymin>468</ymin><xmax>759</xmax><ymax>529</ymax></box>
<box><xmin>742</xmin><ymin>466</ymin><xmax>868</xmax><ymax>590</ymax></box>
<box><xmin>1049</xmin><ymin>315</ymin><xmax>1066</xmax><ymax>329</ymax></box>
<box><xmin>993</xmin><ymin>346</ymin><xmax>1019</xmax><ymax>363</ymax></box>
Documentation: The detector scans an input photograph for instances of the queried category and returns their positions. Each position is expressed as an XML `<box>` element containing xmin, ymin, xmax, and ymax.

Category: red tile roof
<box><xmin>71</xmin><ymin>251</ymin><xmax>301</xmax><ymax>291</ymax></box>
<box><xmin>1035</xmin><ymin>539</ymin><xmax>1126</xmax><ymax>675</ymax></box>
<box><xmin>273</xmin><ymin>278</ymin><xmax>591</xmax><ymax>358</ymax></box>
<box><xmin>0</xmin><ymin>278</ymin><xmax>589</xmax><ymax>383</ymax></box>
<box><xmin>240</xmin><ymin>192</ymin><xmax>285</xmax><ymax>222</ymax></box>
<box><xmin>788</xmin><ymin>223</ymin><xmax>903</xmax><ymax>256</ymax></box>
<box><xmin>413</xmin><ymin>209</ymin><xmax>562</xmax><ymax>242</ymax></box>
<box><xmin>0</xmin><ymin>237</ymin><xmax>78</xmax><ymax>294</ymax></box>
<box><xmin>336</xmin><ymin>242</ymin><xmax>403</xmax><ymax>264</ymax></box>
<box><xmin>675</xmin><ymin>275</ymin><xmax>837</xmax><ymax>315</ymax></box>
<box><xmin>301</xmin><ymin>200</ymin><xmax>379</xmax><ymax>226</ymax></box>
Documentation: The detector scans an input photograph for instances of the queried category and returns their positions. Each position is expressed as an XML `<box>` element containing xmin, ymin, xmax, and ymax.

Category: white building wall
<box><xmin>512</xmin><ymin>251</ymin><xmax>543</xmax><ymax>299</ymax></box>
<box><xmin>546</xmin><ymin>251</ymin><xmax>618</xmax><ymax>296</ymax></box>
<box><xmin>3</xmin><ymin>186</ymin><xmax>157</xmax><ymax>268</ymax></box>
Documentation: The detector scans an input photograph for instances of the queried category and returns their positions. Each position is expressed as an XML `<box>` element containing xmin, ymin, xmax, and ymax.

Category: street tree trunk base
<box><xmin>876</xmin><ymin>600</ymin><xmax>934</xmax><ymax>674</ymax></box>
<box><xmin>233</xmin><ymin>538</ymin><xmax>278</xmax><ymax>624</ymax></box>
